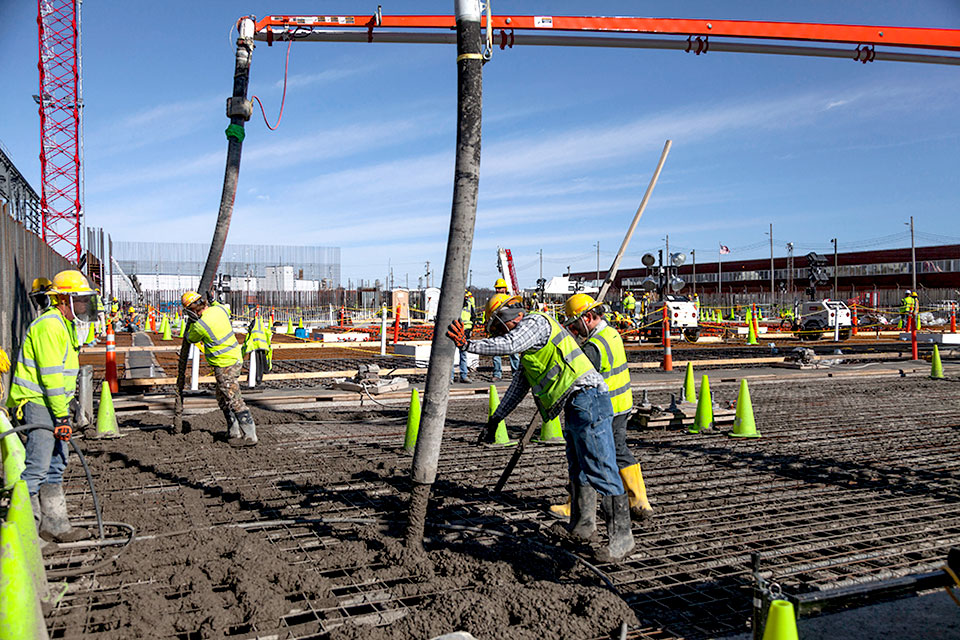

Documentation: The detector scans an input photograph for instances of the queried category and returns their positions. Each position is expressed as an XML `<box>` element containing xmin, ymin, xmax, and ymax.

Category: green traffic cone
<box><xmin>683</xmin><ymin>361</ymin><xmax>696</xmax><ymax>403</ymax></box>
<box><xmin>747</xmin><ymin>314</ymin><xmax>758</xmax><ymax>345</ymax></box>
<box><xmin>298</xmin><ymin>316</ymin><xmax>304</xmax><ymax>329</ymax></box>
<box><xmin>761</xmin><ymin>600</ymin><xmax>799</xmax><ymax>640</ymax></box>
<box><xmin>488</xmin><ymin>385</ymin><xmax>517</xmax><ymax>446</ymax></box>
<box><xmin>6</xmin><ymin>481</ymin><xmax>47</xmax><ymax>598</ymax></box>
<box><xmin>0</xmin><ymin>520</ymin><xmax>47</xmax><ymax>640</ymax></box>
<box><xmin>729</xmin><ymin>308</ymin><xmax>735</xmax><ymax>320</ymax></box>
<box><xmin>730</xmin><ymin>379</ymin><xmax>760</xmax><ymax>438</ymax></box>
<box><xmin>536</xmin><ymin>415</ymin><xmax>565</xmax><ymax>444</ymax></box>
<box><xmin>86</xmin><ymin>322</ymin><xmax>96</xmax><ymax>344</ymax></box>
<box><xmin>96</xmin><ymin>382</ymin><xmax>121</xmax><ymax>439</ymax></box>
<box><xmin>689</xmin><ymin>374</ymin><xmax>714</xmax><ymax>433</ymax></box>
<box><xmin>931</xmin><ymin>344</ymin><xmax>945</xmax><ymax>379</ymax></box>
<box><xmin>1</xmin><ymin>412</ymin><xmax>26</xmax><ymax>488</ymax></box>
<box><xmin>286</xmin><ymin>318</ymin><xmax>293</xmax><ymax>334</ymax></box>
<box><xmin>161</xmin><ymin>319</ymin><xmax>172</xmax><ymax>341</ymax></box>
<box><xmin>404</xmin><ymin>388</ymin><xmax>420</xmax><ymax>452</ymax></box>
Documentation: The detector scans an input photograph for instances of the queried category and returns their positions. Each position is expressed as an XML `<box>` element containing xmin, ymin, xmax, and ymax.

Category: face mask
<box><xmin>70</xmin><ymin>293</ymin><xmax>98</xmax><ymax>323</ymax></box>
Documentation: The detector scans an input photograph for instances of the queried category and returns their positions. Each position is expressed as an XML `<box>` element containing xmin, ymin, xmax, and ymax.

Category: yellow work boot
<box><xmin>619</xmin><ymin>463</ymin><xmax>654</xmax><ymax>521</ymax></box>
<box><xmin>548</xmin><ymin>497</ymin><xmax>571</xmax><ymax>519</ymax></box>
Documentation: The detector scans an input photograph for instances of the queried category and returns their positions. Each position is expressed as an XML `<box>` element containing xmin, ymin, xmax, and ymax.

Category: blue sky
<box><xmin>2</xmin><ymin>1</ymin><xmax>959</xmax><ymax>289</ymax></box>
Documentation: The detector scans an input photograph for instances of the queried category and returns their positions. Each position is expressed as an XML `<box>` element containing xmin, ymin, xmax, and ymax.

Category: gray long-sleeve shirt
<box><xmin>466</xmin><ymin>313</ymin><xmax>606</xmax><ymax>422</ymax></box>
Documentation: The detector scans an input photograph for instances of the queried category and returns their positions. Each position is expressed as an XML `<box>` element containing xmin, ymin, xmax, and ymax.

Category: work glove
<box><xmin>53</xmin><ymin>416</ymin><xmax>72</xmax><ymax>442</ymax></box>
<box><xmin>184</xmin><ymin>308</ymin><xmax>200</xmax><ymax>323</ymax></box>
<box><xmin>446</xmin><ymin>319</ymin><xmax>468</xmax><ymax>349</ymax></box>
<box><xmin>476</xmin><ymin>416</ymin><xmax>499</xmax><ymax>445</ymax></box>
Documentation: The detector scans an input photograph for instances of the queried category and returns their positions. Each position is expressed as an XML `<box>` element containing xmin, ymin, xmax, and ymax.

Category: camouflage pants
<box><xmin>214</xmin><ymin>361</ymin><xmax>248</xmax><ymax>415</ymax></box>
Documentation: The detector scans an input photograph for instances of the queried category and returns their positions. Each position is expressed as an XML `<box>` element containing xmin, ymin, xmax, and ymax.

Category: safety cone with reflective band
<box><xmin>487</xmin><ymin>385</ymin><xmax>517</xmax><ymax>446</ymax></box>
<box><xmin>730</xmin><ymin>379</ymin><xmax>760</xmax><ymax>438</ymax></box>
<box><xmin>931</xmin><ymin>344</ymin><xmax>944</xmax><ymax>380</ymax></box>
<box><xmin>534</xmin><ymin>416</ymin><xmax>564</xmax><ymax>444</ymax></box>
<box><xmin>682</xmin><ymin>361</ymin><xmax>696</xmax><ymax>403</ymax></box>
<box><xmin>6</xmin><ymin>481</ymin><xmax>48</xmax><ymax>600</ymax></box>
<box><xmin>689</xmin><ymin>374</ymin><xmax>714</xmax><ymax>434</ymax></box>
<box><xmin>0</xmin><ymin>520</ymin><xmax>48</xmax><ymax>640</ymax></box>
<box><xmin>403</xmin><ymin>388</ymin><xmax>420</xmax><ymax>452</ymax></box>
<box><xmin>761</xmin><ymin>600</ymin><xmax>799</xmax><ymax>640</ymax></box>
<box><xmin>96</xmin><ymin>382</ymin><xmax>122</xmax><ymax>438</ymax></box>
<box><xmin>1</xmin><ymin>412</ymin><xmax>26</xmax><ymax>488</ymax></box>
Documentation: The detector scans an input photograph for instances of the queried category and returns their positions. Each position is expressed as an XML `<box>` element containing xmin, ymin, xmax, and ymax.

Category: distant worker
<box><xmin>491</xmin><ymin>278</ymin><xmax>520</xmax><ymax>380</ymax></box>
<box><xmin>125</xmin><ymin>302</ymin><xmax>139</xmax><ymax>332</ymax></box>
<box><xmin>899</xmin><ymin>290</ymin><xmax>914</xmax><ymax>329</ymax></box>
<box><xmin>623</xmin><ymin>291</ymin><xmax>636</xmax><ymax>318</ymax></box>
<box><xmin>7</xmin><ymin>270</ymin><xmax>96</xmax><ymax>543</ymax></box>
<box><xmin>242</xmin><ymin>311</ymin><xmax>273</xmax><ymax>386</ymax></box>
<box><xmin>550</xmin><ymin>294</ymin><xmax>653</xmax><ymax>521</ymax></box>
<box><xmin>182</xmin><ymin>291</ymin><xmax>257</xmax><ymax>447</ymax></box>
<box><xmin>910</xmin><ymin>290</ymin><xmax>921</xmax><ymax>330</ymax></box>
<box><xmin>28</xmin><ymin>277</ymin><xmax>54</xmax><ymax>313</ymax></box>
<box><xmin>455</xmin><ymin>291</ymin><xmax>476</xmax><ymax>383</ymax></box>
<box><xmin>446</xmin><ymin>293</ymin><xmax>635</xmax><ymax>561</ymax></box>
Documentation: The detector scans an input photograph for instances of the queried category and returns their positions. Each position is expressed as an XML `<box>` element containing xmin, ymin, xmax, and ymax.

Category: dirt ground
<box><xmin>42</xmin><ymin>372</ymin><xmax>960</xmax><ymax>639</ymax></box>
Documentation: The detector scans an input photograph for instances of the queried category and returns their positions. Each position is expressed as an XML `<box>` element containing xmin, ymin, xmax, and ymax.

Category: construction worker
<box><xmin>446</xmin><ymin>293</ymin><xmax>634</xmax><ymax>561</ymax></box>
<box><xmin>125</xmin><ymin>302</ymin><xmax>138</xmax><ymax>332</ymax></box>
<box><xmin>899</xmin><ymin>290</ymin><xmax>914</xmax><ymax>329</ymax></box>
<box><xmin>182</xmin><ymin>291</ymin><xmax>257</xmax><ymax>447</ymax></box>
<box><xmin>455</xmin><ymin>291</ymin><xmax>476</xmax><ymax>383</ymax></box>
<box><xmin>622</xmin><ymin>290</ymin><xmax>636</xmax><ymax>318</ymax></box>
<box><xmin>910</xmin><ymin>290</ymin><xmax>921</xmax><ymax>330</ymax></box>
<box><xmin>7</xmin><ymin>270</ymin><xmax>95</xmax><ymax>542</ymax></box>
<box><xmin>491</xmin><ymin>278</ymin><xmax>520</xmax><ymax>380</ymax></box>
<box><xmin>242</xmin><ymin>312</ymin><xmax>273</xmax><ymax>386</ymax></box>
<box><xmin>28</xmin><ymin>277</ymin><xmax>54</xmax><ymax>312</ymax></box>
<box><xmin>552</xmin><ymin>293</ymin><xmax>653</xmax><ymax>521</ymax></box>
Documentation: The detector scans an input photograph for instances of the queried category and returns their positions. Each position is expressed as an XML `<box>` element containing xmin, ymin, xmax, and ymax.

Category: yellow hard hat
<box><xmin>31</xmin><ymin>277</ymin><xmax>53</xmax><ymax>293</ymax></box>
<box><xmin>485</xmin><ymin>293</ymin><xmax>521</xmax><ymax>317</ymax></box>
<box><xmin>494</xmin><ymin>278</ymin><xmax>507</xmax><ymax>290</ymax></box>
<box><xmin>464</xmin><ymin>290</ymin><xmax>473</xmax><ymax>298</ymax></box>
<box><xmin>181</xmin><ymin>291</ymin><xmax>202</xmax><ymax>307</ymax></box>
<box><xmin>564</xmin><ymin>293</ymin><xmax>601</xmax><ymax>322</ymax></box>
<box><xmin>51</xmin><ymin>270</ymin><xmax>92</xmax><ymax>295</ymax></box>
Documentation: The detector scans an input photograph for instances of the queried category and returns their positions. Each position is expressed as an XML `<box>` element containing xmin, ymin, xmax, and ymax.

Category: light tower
<box><xmin>36</xmin><ymin>0</ymin><xmax>83</xmax><ymax>262</ymax></box>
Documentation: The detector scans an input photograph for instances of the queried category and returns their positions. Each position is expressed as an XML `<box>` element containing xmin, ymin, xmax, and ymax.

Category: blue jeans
<box><xmin>18</xmin><ymin>401</ymin><xmax>69</xmax><ymax>495</ymax></box>
<box><xmin>492</xmin><ymin>353</ymin><xmax>521</xmax><ymax>378</ymax></box>
<box><xmin>563</xmin><ymin>386</ymin><xmax>624</xmax><ymax>496</ymax></box>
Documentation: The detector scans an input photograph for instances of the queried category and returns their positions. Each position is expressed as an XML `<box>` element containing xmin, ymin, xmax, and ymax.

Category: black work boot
<box><xmin>229</xmin><ymin>410</ymin><xmax>258</xmax><ymax>447</ymax></box>
<box><xmin>595</xmin><ymin>493</ymin><xmax>635</xmax><ymax>563</ymax></box>
<box><xmin>568</xmin><ymin>482</ymin><xmax>598</xmax><ymax>541</ymax></box>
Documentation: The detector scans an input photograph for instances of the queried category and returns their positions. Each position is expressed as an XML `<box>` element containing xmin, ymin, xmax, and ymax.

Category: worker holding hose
<box><xmin>550</xmin><ymin>294</ymin><xmax>653</xmax><ymax>522</ymax></box>
<box><xmin>447</xmin><ymin>293</ymin><xmax>635</xmax><ymax>562</ymax></box>
<box><xmin>7</xmin><ymin>269</ymin><xmax>94</xmax><ymax>543</ymax></box>
<box><xmin>182</xmin><ymin>291</ymin><xmax>257</xmax><ymax>447</ymax></box>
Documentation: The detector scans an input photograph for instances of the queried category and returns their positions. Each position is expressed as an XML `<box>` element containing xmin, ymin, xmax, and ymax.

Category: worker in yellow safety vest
<box><xmin>622</xmin><ymin>291</ymin><xmax>636</xmax><ymax>318</ymax></box>
<box><xmin>446</xmin><ymin>293</ymin><xmax>634</xmax><ymax>561</ymax></box>
<box><xmin>7</xmin><ymin>270</ymin><xmax>95</xmax><ymax>542</ymax></box>
<box><xmin>910</xmin><ymin>290</ymin><xmax>921</xmax><ymax>330</ymax></box>
<box><xmin>899</xmin><ymin>291</ymin><xmax>914</xmax><ymax>329</ymax></box>
<box><xmin>491</xmin><ymin>278</ymin><xmax>520</xmax><ymax>379</ymax></box>
<box><xmin>242</xmin><ymin>312</ymin><xmax>273</xmax><ymax>386</ymax></box>
<box><xmin>29</xmin><ymin>277</ymin><xmax>54</xmax><ymax>313</ymax></box>
<box><xmin>455</xmin><ymin>291</ymin><xmax>477</xmax><ymax>383</ymax></box>
<box><xmin>550</xmin><ymin>293</ymin><xmax>653</xmax><ymax>521</ymax></box>
<box><xmin>182</xmin><ymin>291</ymin><xmax>257</xmax><ymax>447</ymax></box>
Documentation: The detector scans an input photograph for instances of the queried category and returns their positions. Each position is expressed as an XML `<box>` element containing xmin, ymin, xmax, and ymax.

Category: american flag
<box><xmin>719</xmin><ymin>244</ymin><xmax>731</xmax><ymax>255</ymax></box>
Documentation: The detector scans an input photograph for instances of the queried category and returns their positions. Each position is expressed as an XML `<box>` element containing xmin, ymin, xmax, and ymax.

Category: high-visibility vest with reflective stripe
<box><xmin>461</xmin><ymin>298</ymin><xmax>475</xmax><ymax>330</ymax></box>
<box><xmin>589</xmin><ymin>324</ymin><xmax>633</xmax><ymax>415</ymax></box>
<box><xmin>6</xmin><ymin>307</ymin><xmax>80</xmax><ymax>418</ymax></box>
<box><xmin>900</xmin><ymin>296</ymin><xmax>914</xmax><ymax>313</ymax></box>
<box><xmin>187</xmin><ymin>304</ymin><xmax>242</xmax><ymax>368</ymax></box>
<box><xmin>242</xmin><ymin>317</ymin><xmax>273</xmax><ymax>365</ymax></box>
<box><xmin>520</xmin><ymin>313</ymin><xmax>596</xmax><ymax>420</ymax></box>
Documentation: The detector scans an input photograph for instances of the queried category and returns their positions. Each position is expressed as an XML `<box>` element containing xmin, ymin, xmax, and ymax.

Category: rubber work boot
<box><xmin>548</xmin><ymin>497</ymin><xmax>571</xmax><ymax>519</ymax></box>
<box><xmin>224</xmin><ymin>409</ymin><xmax>241</xmax><ymax>440</ymax></box>
<box><xmin>30</xmin><ymin>492</ymin><xmax>59</xmax><ymax>555</ymax></box>
<box><xmin>229</xmin><ymin>409</ymin><xmax>258</xmax><ymax>447</ymax></box>
<box><xmin>619</xmin><ymin>463</ymin><xmax>654</xmax><ymax>521</ymax></box>
<box><xmin>38</xmin><ymin>483</ymin><xmax>90</xmax><ymax>543</ymax></box>
<box><xmin>568</xmin><ymin>482</ymin><xmax>598</xmax><ymax>541</ymax></box>
<box><xmin>595</xmin><ymin>493</ymin><xmax>635</xmax><ymax>563</ymax></box>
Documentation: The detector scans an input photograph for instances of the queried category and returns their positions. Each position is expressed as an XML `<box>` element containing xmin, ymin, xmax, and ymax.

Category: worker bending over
<box><xmin>182</xmin><ymin>291</ymin><xmax>257</xmax><ymax>447</ymax></box>
<box><xmin>7</xmin><ymin>270</ymin><xmax>95</xmax><ymax>542</ymax></box>
<box><xmin>491</xmin><ymin>278</ymin><xmax>520</xmax><ymax>380</ymax></box>
<box><xmin>447</xmin><ymin>294</ymin><xmax>635</xmax><ymax>561</ymax></box>
<box><xmin>551</xmin><ymin>294</ymin><xmax>653</xmax><ymax>521</ymax></box>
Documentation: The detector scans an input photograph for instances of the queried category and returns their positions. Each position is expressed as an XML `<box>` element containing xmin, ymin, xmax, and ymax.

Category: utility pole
<box><xmin>786</xmin><ymin>242</ymin><xmax>794</xmax><ymax>298</ymax></box>
<box><xmin>595</xmin><ymin>241</ymin><xmax>600</xmax><ymax>287</ymax></box>
<box><xmin>469</xmin><ymin>269</ymin><xmax>473</xmax><ymax>288</ymax></box>
<box><xmin>768</xmin><ymin>223</ymin><xmax>775</xmax><ymax>302</ymax></box>
<box><xmin>831</xmin><ymin>237</ymin><xmax>838</xmax><ymax>299</ymax></box>
<box><xmin>539</xmin><ymin>249</ymin><xmax>543</xmax><ymax>280</ymax></box>
<box><xmin>909</xmin><ymin>215</ymin><xmax>917</xmax><ymax>291</ymax></box>
<box><xmin>408</xmin><ymin>0</ymin><xmax>483</xmax><ymax>553</ymax></box>
<box><xmin>690</xmin><ymin>249</ymin><xmax>696</xmax><ymax>295</ymax></box>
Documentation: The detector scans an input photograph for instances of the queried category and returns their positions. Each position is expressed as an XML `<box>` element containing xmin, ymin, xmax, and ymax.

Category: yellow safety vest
<box><xmin>520</xmin><ymin>313</ymin><xmax>596</xmax><ymax>420</ymax></box>
<box><xmin>6</xmin><ymin>308</ymin><xmax>80</xmax><ymax>418</ymax></box>
<box><xmin>242</xmin><ymin>317</ymin><xmax>273</xmax><ymax>366</ymax></box>
<box><xmin>589</xmin><ymin>324</ymin><xmax>632</xmax><ymax>415</ymax></box>
<box><xmin>187</xmin><ymin>304</ymin><xmax>242</xmax><ymax>368</ymax></box>
<box><xmin>461</xmin><ymin>298</ymin><xmax>475</xmax><ymax>330</ymax></box>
